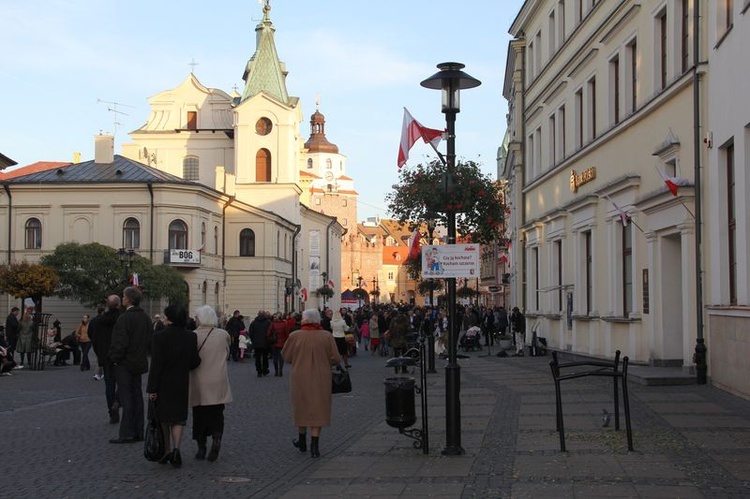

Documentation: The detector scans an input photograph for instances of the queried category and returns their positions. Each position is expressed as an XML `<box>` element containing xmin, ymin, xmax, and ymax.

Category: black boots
<box><xmin>293</xmin><ymin>433</ymin><xmax>307</xmax><ymax>452</ymax></box>
<box><xmin>310</xmin><ymin>437</ymin><xmax>320</xmax><ymax>458</ymax></box>
<box><xmin>207</xmin><ymin>434</ymin><xmax>221</xmax><ymax>462</ymax></box>
<box><xmin>195</xmin><ymin>437</ymin><xmax>207</xmax><ymax>460</ymax></box>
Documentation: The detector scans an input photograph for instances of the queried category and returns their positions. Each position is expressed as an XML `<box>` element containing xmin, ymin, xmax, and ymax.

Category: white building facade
<box><xmin>504</xmin><ymin>0</ymin><xmax>708</xmax><ymax>370</ymax></box>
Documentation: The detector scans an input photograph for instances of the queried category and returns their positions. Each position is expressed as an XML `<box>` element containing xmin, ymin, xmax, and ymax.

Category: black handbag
<box><xmin>331</xmin><ymin>365</ymin><xmax>352</xmax><ymax>394</ymax></box>
<box><xmin>143</xmin><ymin>400</ymin><xmax>165</xmax><ymax>462</ymax></box>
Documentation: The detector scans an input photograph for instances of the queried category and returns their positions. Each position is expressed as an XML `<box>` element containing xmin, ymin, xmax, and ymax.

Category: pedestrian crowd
<box><xmin>0</xmin><ymin>295</ymin><xmax>530</xmax><ymax>465</ymax></box>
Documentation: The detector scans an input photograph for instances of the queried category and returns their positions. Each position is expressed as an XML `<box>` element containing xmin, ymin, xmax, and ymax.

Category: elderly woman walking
<box><xmin>16</xmin><ymin>308</ymin><xmax>35</xmax><ymax>369</ymax></box>
<box><xmin>190</xmin><ymin>305</ymin><xmax>232</xmax><ymax>462</ymax></box>
<box><xmin>281</xmin><ymin>309</ymin><xmax>341</xmax><ymax>458</ymax></box>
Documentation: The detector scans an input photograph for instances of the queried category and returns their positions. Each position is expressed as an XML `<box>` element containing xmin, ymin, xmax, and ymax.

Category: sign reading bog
<box><xmin>168</xmin><ymin>249</ymin><xmax>201</xmax><ymax>264</ymax></box>
<box><xmin>421</xmin><ymin>244</ymin><xmax>480</xmax><ymax>278</ymax></box>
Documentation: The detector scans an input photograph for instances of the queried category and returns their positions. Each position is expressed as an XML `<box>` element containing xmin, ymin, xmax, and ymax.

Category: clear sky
<box><xmin>1</xmin><ymin>0</ymin><xmax>523</xmax><ymax>221</ymax></box>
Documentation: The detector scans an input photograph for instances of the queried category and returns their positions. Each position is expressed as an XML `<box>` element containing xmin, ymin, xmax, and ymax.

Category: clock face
<box><xmin>255</xmin><ymin>117</ymin><xmax>272</xmax><ymax>136</ymax></box>
<box><xmin>325</xmin><ymin>172</ymin><xmax>334</xmax><ymax>181</ymax></box>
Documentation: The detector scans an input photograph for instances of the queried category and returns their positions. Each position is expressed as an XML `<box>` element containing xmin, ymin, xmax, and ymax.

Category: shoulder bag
<box><xmin>331</xmin><ymin>364</ymin><xmax>352</xmax><ymax>394</ymax></box>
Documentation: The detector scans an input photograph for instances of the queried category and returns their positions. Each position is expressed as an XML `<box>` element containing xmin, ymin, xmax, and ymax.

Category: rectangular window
<box><xmin>658</xmin><ymin>9</ymin><xmax>668</xmax><ymax>90</ymax></box>
<box><xmin>681</xmin><ymin>0</ymin><xmax>690</xmax><ymax>73</ymax></box>
<box><xmin>585</xmin><ymin>231</ymin><xmax>592</xmax><ymax>315</ymax></box>
<box><xmin>535</xmin><ymin>31</ymin><xmax>542</xmax><ymax>71</ymax></box>
<box><xmin>555</xmin><ymin>240</ymin><xmax>563</xmax><ymax>311</ymax></box>
<box><xmin>388</xmin><ymin>271</ymin><xmax>394</xmax><ymax>281</ymax></box>
<box><xmin>549</xmin><ymin>11</ymin><xmax>557</xmax><ymax>55</ymax></box>
<box><xmin>559</xmin><ymin>105</ymin><xmax>566</xmax><ymax>159</ymax></box>
<box><xmin>527</xmin><ymin>132</ymin><xmax>535</xmax><ymax>179</ymax></box>
<box><xmin>727</xmin><ymin>143</ymin><xmax>737</xmax><ymax>305</ymax></box>
<box><xmin>558</xmin><ymin>0</ymin><xmax>566</xmax><ymax>45</ymax></box>
<box><xmin>726</xmin><ymin>0</ymin><xmax>734</xmax><ymax>29</ymax></box>
<box><xmin>187</xmin><ymin>111</ymin><xmax>197</xmax><ymax>130</ymax></box>
<box><xmin>575</xmin><ymin>88</ymin><xmax>583</xmax><ymax>149</ymax></box>
<box><xmin>577</xmin><ymin>0</ymin><xmax>584</xmax><ymax>22</ymax></box>
<box><xmin>587</xmin><ymin>76</ymin><xmax>597</xmax><ymax>141</ymax></box>
<box><xmin>527</xmin><ymin>41</ymin><xmax>535</xmax><ymax>81</ymax></box>
<box><xmin>535</xmin><ymin>127</ymin><xmax>542</xmax><ymax>176</ymax></box>
<box><xmin>626</xmin><ymin>39</ymin><xmax>638</xmax><ymax>113</ymax></box>
<box><xmin>610</xmin><ymin>54</ymin><xmax>620</xmax><ymax>125</ymax></box>
<box><xmin>549</xmin><ymin>113</ymin><xmax>557</xmax><ymax>167</ymax></box>
<box><xmin>622</xmin><ymin>225</ymin><xmax>633</xmax><ymax>315</ymax></box>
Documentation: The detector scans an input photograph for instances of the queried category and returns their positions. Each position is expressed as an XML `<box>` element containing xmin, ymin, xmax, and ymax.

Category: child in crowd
<box><xmin>238</xmin><ymin>330</ymin><xmax>250</xmax><ymax>362</ymax></box>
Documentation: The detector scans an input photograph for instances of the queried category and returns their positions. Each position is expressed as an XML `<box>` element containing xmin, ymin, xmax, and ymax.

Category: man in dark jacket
<box><xmin>248</xmin><ymin>311</ymin><xmax>272</xmax><ymax>377</ymax></box>
<box><xmin>225</xmin><ymin>310</ymin><xmax>244</xmax><ymax>362</ymax></box>
<box><xmin>4</xmin><ymin>307</ymin><xmax>20</xmax><ymax>362</ymax></box>
<box><xmin>388</xmin><ymin>310</ymin><xmax>410</xmax><ymax>373</ymax></box>
<box><xmin>90</xmin><ymin>295</ymin><xmax>121</xmax><ymax>424</ymax></box>
<box><xmin>109</xmin><ymin>286</ymin><xmax>151</xmax><ymax>443</ymax></box>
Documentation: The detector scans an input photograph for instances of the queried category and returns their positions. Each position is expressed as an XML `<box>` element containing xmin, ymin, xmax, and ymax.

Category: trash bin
<box><xmin>384</xmin><ymin>376</ymin><xmax>416</xmax><ymax>429</ymax></box>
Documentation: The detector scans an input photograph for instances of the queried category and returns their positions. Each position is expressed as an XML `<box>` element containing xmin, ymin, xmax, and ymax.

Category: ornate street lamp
<box><xmin>421</xmin><ymin>62</ymin><xmax>480</xmax><ymax>456</ymax></box>
<box><xmin>117</xmin><ymin>248</ymin><xmax>136</xmax><ymax>285</ymax></box>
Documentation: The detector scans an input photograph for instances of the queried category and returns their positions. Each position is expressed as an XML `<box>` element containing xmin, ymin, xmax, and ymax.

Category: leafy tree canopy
<box><xmin>386</xmin><ymin>159</ymin><xmax>505</xmax><ymax>246</ymax></box>
<box><xmin>41</xmin><ymin>243</ymin><xmax>187</xmax><ymax>307</ymax></box>
<box><xmin>0</xmin><ymin>261</ymin><xmax>59</xmax><ymax>307</ymax></box>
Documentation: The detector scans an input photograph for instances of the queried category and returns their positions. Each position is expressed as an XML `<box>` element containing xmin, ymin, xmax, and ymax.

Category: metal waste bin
<box><xmin>384</xmin><ymin>376</ymin><xmax>416</xmax><ymax>429</ymax></box>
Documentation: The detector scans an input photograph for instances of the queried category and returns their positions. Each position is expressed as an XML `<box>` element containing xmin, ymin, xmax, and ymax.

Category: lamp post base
<box><xmin>443</xmin><ymin>361</ymin><xmax>464</xmax><ymax>456</ymax></box>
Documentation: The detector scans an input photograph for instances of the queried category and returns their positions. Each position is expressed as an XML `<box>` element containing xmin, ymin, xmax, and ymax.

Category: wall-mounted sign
<box><xmin>570</xmin><ymin>167</ymin><xmax>597</xmax><ymax>193</ymax></box>
<box><xmin>168</xmin><ymin>249</ymin><xmax>201</xmax><ymax>264</ymax></box>
<box><xmin>421</xmin><ymin>244</ymin><xmax>480</xmax><ymax>279</ymax></box>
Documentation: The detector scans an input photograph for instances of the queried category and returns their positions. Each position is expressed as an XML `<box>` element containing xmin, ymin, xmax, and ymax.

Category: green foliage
<box><xmin>139</xmin><ymin>265</ymin><xmax>188</xmax><ymax>305</ymax></box>
<box><xmin>386</xmin><ymin>159</ymin><xmax>505</xmax><ymax>245</ymax></box>
<box><xmin>0</xmin><ymin>261</ymin><xmax>59</xmax><ymax>305</ymax></box>
<box><xmin>403</xmin><ymin>257</ymin><xmax>422</xmax><ymax>281</ymax></box>
<box><xmin>457</xmin><ymin>286</ymin><xmax>479</xmax><ymax>299</ymax></box>
<box><xmin>315</xmin><ymin>285</ymin><xmax>334</xmax><ymax>299</ymax></box>
<box><xmin>417</xmin><ymin>279</ymin><xmax>443</xmax><ymax>296</ymax></box>
<box><xmin>41</xmin><ymin>243</ymin><xmax>187</xmax><ymax>307</ymax></box>
<box><xmin>369</xmin><ymin>288</ymin><xmax>380</xmax><ymax>297</ymax></box>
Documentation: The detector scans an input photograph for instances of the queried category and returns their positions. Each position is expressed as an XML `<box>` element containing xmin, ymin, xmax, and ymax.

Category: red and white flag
<box><xmin>301</xmin><ymin>288</ymin><xmax>308</xmax><ymax>302</ymax></box>
<box><xmin>130</xmin><ymin>273</ymin><xmax>140</xmax><ymax>287</ymax></box>
<box><xmin>603</xmin><ymin>193</ymin><xmax>630</xmax><ymax>227</ymax></box>
<box><xmin>655</xmin><ymin>166</ymin><xmax>691</xmax><ymax>196</ymax></box>
<box><xmin>397</xmin><ymin>108</ymin><xmax>444</xmax><ymax>169</ymax></box>
<box><xmin>408</xmin><ymin>229</ymin><xmax>421</xmax><ymax>260</ymax></box>
<box><xmin>327</xmin><ymin>279</ymin><xmax>335</xmax><ymax>289</ymax></box>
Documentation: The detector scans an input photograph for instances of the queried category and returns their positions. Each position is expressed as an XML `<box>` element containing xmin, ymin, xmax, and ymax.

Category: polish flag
<box><xmin>603</xmin><ymin>193</ymin><xmax>630</xmax><ymax>227</ymax></box>
<box><xmin>655</xmin><ymin>165</ymin><xmax>691</xmax><ymax>196</ymax></box>
<box><xmin>301</xmin><ymin>288</ymin><xmax>308</xmax><ymax>302</ymax></box>
<box><xmin>327</xmin><ymin>279</ymin><xmax>335</xmax><ymax>289</ymax></box>
<box><xmin>130</xmin><ymin>273</ymin><xmax>140</xmax><ymax>287</ymax></box>
<box><xmin>500</xmin><ymin>254</ymin><xmax>508</xmax><ymax>264</ymax></box>
<box><xmin>408</xmin><ymin>229</ymin><xmax>421</xmax><ymax>260</ymax></box>
<box><xmin>397</xmin><ymin>108</ymin><xmax>445</xmax><ymax>168</ymax></box>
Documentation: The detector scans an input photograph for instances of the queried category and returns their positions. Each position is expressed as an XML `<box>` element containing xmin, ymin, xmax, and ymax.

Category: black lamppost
<box><xmin>426</xmin><ymin>218</ymin><xmax>437</xmax><ymax>374</ymax></box>
<box><xmin>321</xmin><ymin>271</ymin><xmax>329</xmax><ymax>309</ymax></box>
<box><xmin>117</xmin><ymin>248</ymin><xmax>136</xmax><ymax>285</ymax></box>
<box><xmin>421</xmin><ymin>62</ymin><xmax>480</xmax><ymax>456</ymax></box>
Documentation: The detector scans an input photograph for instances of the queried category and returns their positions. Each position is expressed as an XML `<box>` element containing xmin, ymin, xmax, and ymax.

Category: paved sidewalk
<box><xmin>1</xmin><ymin>349</ymin><xmax>749</xmax><ymax>498</ymax></box>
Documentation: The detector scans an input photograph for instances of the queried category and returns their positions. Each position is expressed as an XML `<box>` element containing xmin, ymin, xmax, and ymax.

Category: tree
<box><xmin>0</xmin><ymin>261</ymin><xmax>59</xmax><ymax>313</ymax></box>
<box><xmin>41</xmin><ymin>242</ymin><xmax>188</xmax><ymax>307</ymax></box>
<box><xmin>417</xmin><ymin>279</ymin><xmax>443</xmax><ymax>296</ymax></box>
<box><xmin>386</xmin><ymin>159</ymin><xmax>505</xmax><ymax>246</ymax></box>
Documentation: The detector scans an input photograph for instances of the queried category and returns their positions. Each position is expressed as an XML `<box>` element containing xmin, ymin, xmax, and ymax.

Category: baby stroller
<box><xmin>460</xmin><ymin>326</ymin><xmax>482</xmax><ymax>352</ymax></box>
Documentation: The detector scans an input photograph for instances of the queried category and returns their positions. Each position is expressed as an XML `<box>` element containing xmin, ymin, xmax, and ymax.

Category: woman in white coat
<box><xmin>190</xmin><ymin>305</ymin><xmax>233</xmax><ymax>462</ymax></box>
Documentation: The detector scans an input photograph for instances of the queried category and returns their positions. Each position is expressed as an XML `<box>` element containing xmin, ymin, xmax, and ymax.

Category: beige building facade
<box><xmin>505</xmin><ymin>0</ymin><xmax>708</xmax><ymax>369</ymax></box>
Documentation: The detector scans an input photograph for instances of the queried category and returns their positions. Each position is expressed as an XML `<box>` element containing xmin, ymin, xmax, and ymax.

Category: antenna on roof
<box><xmin>97</xmin><ymin>99</ymin><xmax>133</xmax><ymax>137</ymax></box>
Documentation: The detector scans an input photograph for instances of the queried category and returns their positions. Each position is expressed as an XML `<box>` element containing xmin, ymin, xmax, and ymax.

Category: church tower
<box><xmin>232</xmin><ymin>1</ymin><xmax>303</xmax><ymax>222</ymax></box>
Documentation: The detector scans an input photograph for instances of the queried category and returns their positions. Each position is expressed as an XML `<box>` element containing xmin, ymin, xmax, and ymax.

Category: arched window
<box><xmin>123</xmin><ymin>217</ymin><xmax>140</xmax><ymax>249</ymax></box>
<box><xmin>25</xmin><ymin>217</ymin><xmax>41</xmax><ymax>249</ymax></box>
<box><xmin>183</xmin><ymin>156</ymin><xmax>199</xmax><ymax>180</ymax></box>
<box><xmin>326</xmin><ymin>158</ymin><xmax>332</xmax><ymax>169</ymax></box>
<box><xmin>255</xmin><ymin>148</ymin><xmax>271</xmax><ymax>182</ymax></box>
<box><xmin>307</xmin><ymin>158</ymin><xmax>313</xmax><ymax>169</ymax></box>
<box><xmin>168</xmin><ymin>220</ymin><xmax>188</xmax><ymax>249</ymax></box>
<box><xmin>240</xmin><ymin>228</ymin><xmax>255</xmax><ymax>257</ymax></box>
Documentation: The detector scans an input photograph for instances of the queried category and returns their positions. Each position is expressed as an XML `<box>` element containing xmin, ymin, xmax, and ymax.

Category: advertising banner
<box><xmin>421</xmin><ymin>244</ymin><xmax>480</xmax><ymax>279</ymax></box>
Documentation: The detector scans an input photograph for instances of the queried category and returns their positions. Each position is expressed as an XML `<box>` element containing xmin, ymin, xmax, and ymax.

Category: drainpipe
<box><xmin>221</xmin><ymin>195</ymin><xmax>236</xmax><ymax>269</ymax></box>
<box><xmin>692</xmin><ymin>0</ymin><xmax>706</xmax><ymax>384</ymax></box>
<box><xmin>147</xmin><ymin>183</ymin><xmax>154</xmax><ymax>262</ymax></box>
<box><xmin>3</xmin><ymin>184</ymin><xmax>11</xmax><ymax>263</ymax></box>
<box><xmin>325</xmin><ymin>218</ymin><xmax>337</xmax><ymax>280</ymax></box>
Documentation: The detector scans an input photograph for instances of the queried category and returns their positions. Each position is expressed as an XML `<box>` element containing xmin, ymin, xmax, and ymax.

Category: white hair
<box><xmin>195</xmin><ymin>305</ymin><xmax>218</xmax><ymax>327</ymax></box>
<box><xmin>301</xmin><ymin>308</ymin><xmax>321</xmax><ymax>325</ymax></box>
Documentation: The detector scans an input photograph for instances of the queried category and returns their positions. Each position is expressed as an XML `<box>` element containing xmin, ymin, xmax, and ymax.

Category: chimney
<box><xmin>73</xmin><ymin>152</ymin><xmax>81</xmax><ymax>164</ymax></box>
<box><xmin>94</xmin><ymin>134</ymin><xmax>114</xmax><ymax>164</ymax></box>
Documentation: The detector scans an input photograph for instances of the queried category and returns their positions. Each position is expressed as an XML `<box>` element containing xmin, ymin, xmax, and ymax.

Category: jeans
<box><xmin>79</xmin><ymin>342</ymin><xmax>92</xmax><ymax>370</ymax></box>
<box><xmin>103</xmin><ymin>364</ymin><xmax>117</xmax><ymax>411</ymax></box>
<box><xmin>254</xmin><ymin>348</ymin><xmax>270</xmax><ymax>375</ymax></box>
<box><xmin>114</xmin><ymin>365</ymin><xmax>144</xmax><ymax>439</ymax></box>
<box><xmin>271</xmin><ymin>347</ymin><xmax>283</xmax><ymax>373</ymax></box>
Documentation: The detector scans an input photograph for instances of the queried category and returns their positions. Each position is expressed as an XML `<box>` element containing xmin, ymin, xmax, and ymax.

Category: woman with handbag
<box><xmin>281</xmin><ymin>309</ymin><xmax>341</xmax><ymax>458</ymax></box>
<box><xmin>146</xmin><ymin>304</ymin><xmax>200</xmax><ymax>467</ymax></box>
<box><xmin>190</xmin><ymin>305</ymin><xmax>232</xmax><ymax>462</ymax></box>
